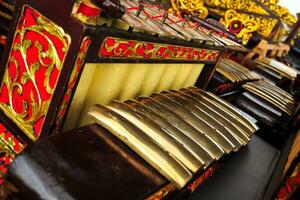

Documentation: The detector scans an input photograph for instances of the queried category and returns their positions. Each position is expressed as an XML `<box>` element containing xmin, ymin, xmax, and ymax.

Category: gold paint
<box><xmin>0</xmin><ymin>6</ymin><xmax>71</xmax><ymax>141</ymax></box>
<box><xmin>71</xmin><ymin>1</ymin><xmax>110</xmax><ymax>26</ymax></box>
<box><xmin>222</xmin><ymin>9</ymin><xmax>259</xmax><ymax>45</ymax></box>
<box><xmin>0</xmin><ymin>132</ymin><xmax>24</xmax><ymax>154</ymax></box>
<box><xmin>170</xmin><ymin>0</ymin><xmax>208</xmax><ymax>19</ymax></box>
<box><xmin>273</xmin><ymin>27</ymin><xmax>288</xmax><ymax>42</ymax></box>
<box><xmin>259</xmin><ymin>0</ymin><xmax>296</xmax><ymax>27</ymax></box>
<box><xmin>100</xmin><ymin>37</ymin><xmax>220</xmax><ymax>62</ymax></box>
<box><xmin>203</xmin><ymin>0</ymin><xmax>292</xmax><ymax>43</ymax></box>
<box><xmin>0</xmin><ymin>139</ymin><xmax>16</xmax><ymax>159</ymax></box>
<box><xmin>205</xmin><ymin>0</ymin><xmax>269</xmax><ymax>15</ymax></box>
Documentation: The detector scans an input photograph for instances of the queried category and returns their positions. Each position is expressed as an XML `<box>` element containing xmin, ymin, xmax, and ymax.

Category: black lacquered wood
<box><xmin>6</xmin><ymin>124</ymin><xmax>168</xmax><ymax>200</ymax></box>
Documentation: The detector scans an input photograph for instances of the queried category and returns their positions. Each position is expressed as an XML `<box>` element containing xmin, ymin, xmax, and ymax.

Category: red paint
<box><xmin>0</xmin><ymin>6</ymin><xmax>70</xmax><ymax>139</ymax></box>
<box><xmin>77</xmin><ymin>2</ymin><xmax>101</xmax><ymax>17</ymax></box>
<box><xmin>100</xmin><ymin>37</ymin><xmax>220</xmax><ymax>62</ymax></box>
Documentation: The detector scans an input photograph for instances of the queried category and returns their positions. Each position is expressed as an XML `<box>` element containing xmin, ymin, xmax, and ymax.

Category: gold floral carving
<box><xmin>0</xmin><ymin>6</ymin><xmax>71</xmax><ymax>141</ymax></box>
<box><xmin>0</xmin><ymin>132</ymin><xmax>24</xmax><ymax>154</ymax></box>
<box><xmin>100</xmin><ymin>37</ymin><xmax>220</xmax><ymax>62</ymax></box>
<box><xmin>259</xmin><ymin>0</ymin><xmax>296</xmax><ymax>27</ymax></box>
<box><xmin>256</xmin><ymin>17</ymin><xmax>277</xmax><ymax>37</ymax></box>
<box><xmin>0</xmin><ymin>139</ymin><xmax>15</xmax><ymax>159</ymax></box>
<box><xmin>204</xmin><ymin>0</ymin><xmax>295</xmax><ymax>42</ymax></box>
<box><xmin>222</xmin><ymin>10</ymin><xmax>258</xmax><ymax>45</ymax></box>
<box><xmin>205</xmin><ymin>0</ymin><xmax>269</xmax><ymax>15</ymax></box>
<box><xmin>170</xmin><ymin>0</ymin><xmax>208</xmax><ymax>19</ymax></box>
<box><xmin>220</xmin><ymin>9</ymin><xmax>278</xmax><ymax>44</ymax></box>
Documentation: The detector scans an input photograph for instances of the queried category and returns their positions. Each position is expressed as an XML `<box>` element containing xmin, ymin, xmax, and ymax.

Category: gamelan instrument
<box><xmin>217</xmin><ymin>58</ymin><xmax>262</xmax><ymax>83</ymax></box>
<box><xmin>236</xmin><ymin>80</ymin><xmax>296</xmax><ymax>129</ymax></box>
<box><xmin>0</xmin><ymin>0</ymin><xmax>257</xmax><ymax>199</ymax></box>
<box><xmin>241</xmin><ymin>80</ymin><xmax>295</xmax><ymax>116</ymax></box>
<box><xmin>88</xmin><ymin>88</ymin><xmax>257</xmax><ymax>188</ymax></box>
<box><xmin>249</xmin><ymin>57</ymin><xmax>298</xmax><ymax>92</ymax></box>
<box><xmin>208</xmin><ymin>58</ymin><xmax>262</xmax><ymax>93</ymax></box>
<box><xmin>6</xmin><ymin>87</ymin><xmax>258</xmax><ymax>199</ymax></box>
<box><xmin>254</xmin><ymin>58</ymin><xmax>297</xmax><ymax>82</ymax></box>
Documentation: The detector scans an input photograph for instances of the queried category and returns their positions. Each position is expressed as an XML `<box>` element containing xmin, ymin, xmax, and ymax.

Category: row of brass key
<box><xmin>217</xmin><ymin>58</ymin><xmax>261</xmax><ymax>83</ymax></box>
<box><xmin>243</xmin><ymin>80</ymin><xmax>296</xmax><ymax>116</ymax></box>
<box><xmin>88</xmin><ymin>87</ymin><xmax>258</xmax><ymax>188</ymax></box>
<box><xmin>114</xmin><ymin>0</ymin><xmax>228</xmax><ymax>46</ymax></box>
<box><xmin>254</xmin><ymin>57</ymin><xmax>297</xmax><ymax>81</ymax></box>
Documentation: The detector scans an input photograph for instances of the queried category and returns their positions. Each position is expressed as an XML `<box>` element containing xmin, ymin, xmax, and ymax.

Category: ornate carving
<box><xmin>0</xmin><ymin>124</ymin><xmax>18</xmax><ymax>184</ymax></box>
<box><xmin>170</xmin><ymin>0</ymin><xmax>208</xmax><ymax>19</ymax></box>
<box><xmin>205</xmin><ymin>0</ymin><xmax>269</xmax><ymax>15</ymax></box>
<box><xmin>0</xmin><ymin>149</ymin><xmax>14</xmax><ymax>184</ymax></box>
<box><xmin>0</xmin><ymin>123</ymin><xmax>24</xmax><ymax>154</ymax></box>
<box><xmin>72</xmin><ymin>0</ymin><xmax>101</xmax><ymax>25</ymax></box>
<box><xmin>291</xmin><ymin>30</ymin><xmax>300</xmax><ymax>46</ymax></box>
<box><xmin>222</xmin><ymin>9</ymin><xmax>258</xmax><ymax>45</ymax></box>
<box><xmin>55</xmin><ymin>37</ymin><xmax>91</xmax><ymax>134</ymax></box>
<box><xmin>100</xmin><ymin>37</ymin><xmax>220</xmax><ymax>62</ymax></box>
<box><xmin>0</xmin><ymin>6</ymin><xmax>71</xmax><ymax>141</ymax></box>
<box><xmin>204</xmin><ymin>0</ymin><xmax>295</xmax><ymax>42</ymax></box>
<box><xmin>219</xmin><ymin>9</ymin><xmax>278</xmax><ymax>44</ymax></box>
<box><xmin>259</xmin><ymin>0</ymin><xmax>296</xmax><ymax>27</ymax></box>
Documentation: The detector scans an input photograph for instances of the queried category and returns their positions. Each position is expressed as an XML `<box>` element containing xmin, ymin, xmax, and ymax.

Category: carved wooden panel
<box><xmin>0</xmin><ymin>5</ymin><xmax>71</xmax><ymax>141</ymax></box>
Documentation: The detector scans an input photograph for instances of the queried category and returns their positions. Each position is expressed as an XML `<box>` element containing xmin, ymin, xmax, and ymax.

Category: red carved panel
<box><xmin>99</xmin><ymin>37</ymin><xmax>220</xmax><ymax>62</ymax></box>
<box><xmin>0</xmin><ymin>6</ymin><xmax>71</xmax><ymax>141</ymax></box>
<box><xmin>0</xmin><ymin>123</ymin><xmax>25</xmax><ymax>154</ymax></box>
<box><xmin>0</xmin><ymin>152</ymin><xmax>14</xmax><ymax>184</ymax></box>
<box><xmin>55</xmin><ymin>37</ymin><xmax>91</xmax><ymax>134</ymax></box>
<box><xmin>0</xmin><ymin>123</ymin><xmax>22</xmax><ymax>184</ymax></box>
<box><xmin>277</xmin><ymin>165</ymin><xmax>300</xmax><ymax>200</ymax></box>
